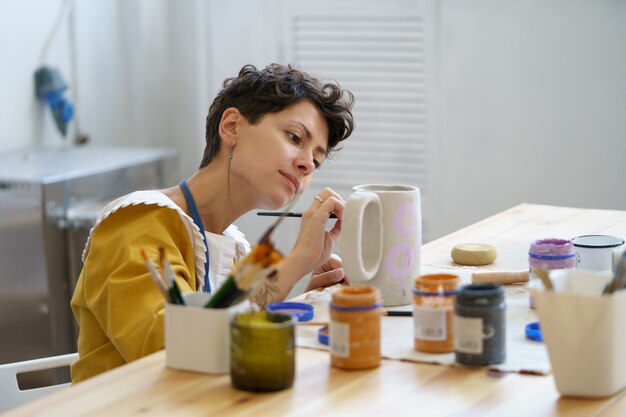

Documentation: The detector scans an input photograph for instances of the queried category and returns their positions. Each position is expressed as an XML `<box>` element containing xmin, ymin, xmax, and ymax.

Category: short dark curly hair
<box><xmin>200</xmin><ymin>63</ymin><xmax>355</xmax><ymax>168</ymax></box>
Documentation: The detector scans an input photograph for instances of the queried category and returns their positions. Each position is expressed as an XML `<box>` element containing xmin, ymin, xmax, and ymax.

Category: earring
<box><xmin>227</xmin><ymin>148</ymin><xmax>233</xmax><ymax>194</ymax></box>
<box><xmin>228</xmin><ymin>148</ymin><xmax>234</xmax><ymax>169</ymax></box>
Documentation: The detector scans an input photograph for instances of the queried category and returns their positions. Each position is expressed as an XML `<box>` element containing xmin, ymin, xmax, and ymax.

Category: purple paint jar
<box><xmin>528</xmin><ymin>238</ymin><xmax>576</xmax><ymax>308</ymax></box>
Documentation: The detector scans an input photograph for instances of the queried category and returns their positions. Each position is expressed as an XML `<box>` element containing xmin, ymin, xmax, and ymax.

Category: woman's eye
<box><xmin>287</xmin><ymin>132</ymin><xmax>300</xmax><ymax>143</ymax></box>
<box><xmin>313</xmin><ymin>159</ymin><xmax>321</xmax><ymax>169</ymax></box>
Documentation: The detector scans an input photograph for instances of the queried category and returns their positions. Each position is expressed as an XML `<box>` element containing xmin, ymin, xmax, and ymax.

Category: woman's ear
<box><xmin>219</xmin><ymin>107</ymin><xmax>242</xmax><ymax>147</ymax></box>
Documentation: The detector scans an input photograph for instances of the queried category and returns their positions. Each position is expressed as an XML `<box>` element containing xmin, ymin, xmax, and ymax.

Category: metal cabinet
<box><xmin>0</xmin><ymin>146</ymin><xmax>177</xmax><ymax>378</ymax></box>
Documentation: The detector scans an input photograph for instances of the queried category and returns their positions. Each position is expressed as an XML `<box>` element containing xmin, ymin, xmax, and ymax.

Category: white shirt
<box><xmin>83</xmin><ymin>190</ymin><xmax>251</xmax><ymax>292</ymax></box>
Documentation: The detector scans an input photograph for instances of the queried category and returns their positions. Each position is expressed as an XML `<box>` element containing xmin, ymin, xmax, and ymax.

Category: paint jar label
<box><xmin>413</xmin><ymin>305</ymin><xmax>446</xmax><ymax>341</ymax></box>
<box><xmin>329</xmin><ymin>320</ymin><xmax>350</xmax><ymax>358</ymax></box>
<box><xmin>454</xmin><ymin>315</ymin><xmax>483</xmax><ymax>354</ymax></box>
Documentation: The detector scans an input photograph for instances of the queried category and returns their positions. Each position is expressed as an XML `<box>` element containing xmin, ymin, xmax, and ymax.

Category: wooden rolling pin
<box><xmin>471</xmin><ymin>270</ymin><xmax>529</xmax><ymax>285</ymax></box>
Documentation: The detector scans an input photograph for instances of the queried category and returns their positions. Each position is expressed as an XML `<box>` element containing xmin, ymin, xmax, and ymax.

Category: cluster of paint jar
<box><xmin>230</xmin><ymin>285</ymin><xmax>387</xmax><ymax>390</ymax></box>
<box><xmin>412</xmin><ymin>274</ymin><xmax>506</xmax><ymax>366</ymax></box>
<box><xmin>326</xmin><ymin>279</ymin><xmax>507</xmax><ymax>369</ymax></box>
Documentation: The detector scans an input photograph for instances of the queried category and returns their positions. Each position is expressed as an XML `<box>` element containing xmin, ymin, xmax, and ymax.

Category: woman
<box><xmin>70</xmin><ymin>63</ymin><xmax>355</xmax><ymax>382</ymax></box>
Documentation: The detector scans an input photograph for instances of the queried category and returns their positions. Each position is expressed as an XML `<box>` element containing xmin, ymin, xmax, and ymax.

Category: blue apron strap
<box><xmin>179</xmin><ymin>180</ymin><xmax>211</xmax><ymax>293</ymax></box>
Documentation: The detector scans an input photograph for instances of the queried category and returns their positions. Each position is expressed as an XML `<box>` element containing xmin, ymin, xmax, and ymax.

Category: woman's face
<box><xmin>233</xmin><ymin>99</ymin><xmax>329</xmax><ymax>209</ymax></box>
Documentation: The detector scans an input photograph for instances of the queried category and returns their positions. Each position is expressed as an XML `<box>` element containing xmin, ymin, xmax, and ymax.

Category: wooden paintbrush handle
<box><xmin>471</xmin><ymin>270</ymin><xmax>529</xmax><ymax>285</ymax></box>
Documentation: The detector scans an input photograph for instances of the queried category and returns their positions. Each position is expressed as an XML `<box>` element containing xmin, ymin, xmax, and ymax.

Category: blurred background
<box><xmin>1</xmin><ymin>0</ymin><xmax>625</xmax><ymax>369</ymax></box>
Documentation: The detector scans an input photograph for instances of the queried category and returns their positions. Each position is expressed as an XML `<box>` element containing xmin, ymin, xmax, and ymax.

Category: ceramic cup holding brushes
<box><xmin>533</xmin><ymin>268</ymin><xmax>626</xmax><ymax>397</ymax></box>
<box><xmin>165</xmin><ymin>201</ymin><xmax>293</xmax><ymax>374</ymax></box>
<box><xmin>165</xmin><ymin>292</ymin><xmax>252</xmax><ymax>374</ymax></box>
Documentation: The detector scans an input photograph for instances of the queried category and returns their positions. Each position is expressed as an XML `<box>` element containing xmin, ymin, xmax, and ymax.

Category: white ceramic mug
<box><xmin>572</xmin><ymin>235</ymin><xmax>625</xmax><ymax>272</ymax></box>
<box><xmin>339</xmin><ymin>184</ymin><xmax>422</xmax><ymax>306</ymax></box>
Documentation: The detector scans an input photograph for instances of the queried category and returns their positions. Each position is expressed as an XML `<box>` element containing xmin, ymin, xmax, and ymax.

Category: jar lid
<box><xmin>415</xmin><ymin>273</ymin><xmax>459</xmax><ymax>295</ymax></box>
<box><xmin>455</xmin><ymin>283</ymin><xmax>504</xmax><ymax>305</ymax></box>
<box><xmin>318</xmin><ymin>326</ymin><xmax>329</xmax><ymax>345</ymax></box>
<box><xmin>572</xmin><ymin>235</ymin><xmax>624</xmax><ymax>249</ymax></box>
<box><xmin>266</xmin><ymin>302</ymin><xmax>314</xmax><ymax>322</ymax></box>
<box><xmin>331</xmin><ymin>285</ymin><xmax>382</xmax><ymax>308</ymax></box>
<box><xmin>525</xmin><ymin>321</ymin><xmax>543</xmax><ymax>342</ymax></box>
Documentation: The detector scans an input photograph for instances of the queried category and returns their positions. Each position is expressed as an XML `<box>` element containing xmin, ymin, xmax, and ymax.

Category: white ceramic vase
<box><xmin>339</xmin><ymin>184</ymin><xmax>422</xmax><ymax>306</ymax></box>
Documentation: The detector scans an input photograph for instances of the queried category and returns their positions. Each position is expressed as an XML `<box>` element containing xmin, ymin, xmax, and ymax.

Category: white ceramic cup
<box><xmin>533</xmin><ymin>269</ymin><xmax>626</xmax><ymax>398</ymax></box>
<box><xmin>165</xmin><ymin>292</ymin><xmax>252</xmax><ymax>374</ymax></box>
<box><xmin>572</xmin><ymin>235</ymin><xmax>625</xmax><ymax>272</ymax></box>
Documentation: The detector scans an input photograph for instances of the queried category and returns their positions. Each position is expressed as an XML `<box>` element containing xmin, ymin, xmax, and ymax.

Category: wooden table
<box><xmin>5</xmin><ymin>204</ymin><xmax>626</xmax><ymax>417</ymax></box>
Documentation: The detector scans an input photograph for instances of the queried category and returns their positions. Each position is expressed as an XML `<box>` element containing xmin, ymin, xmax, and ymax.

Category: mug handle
<box><xmin>338</xmin><ymin>191</ymin><xmax>383</xmax><ymax>281</ymax></box>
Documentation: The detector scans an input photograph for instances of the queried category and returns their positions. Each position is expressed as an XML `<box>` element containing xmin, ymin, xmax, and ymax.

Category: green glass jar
<box><xmin>230</xmin><ymin>311</ymin><xmax>296</xmax><ymax>391</ymax></box>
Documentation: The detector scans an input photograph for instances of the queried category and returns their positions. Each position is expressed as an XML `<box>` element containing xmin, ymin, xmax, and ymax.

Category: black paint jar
<box><xmin>454</xmin><ymin>283</ymin><xmax>506</xmax><ymax>366</ymax></box>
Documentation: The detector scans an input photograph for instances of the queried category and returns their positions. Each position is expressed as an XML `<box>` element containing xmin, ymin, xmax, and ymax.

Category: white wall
<box><xmin>1</xmin><ymin>0</ymin><xmax>625</xmax><ymax>242</ymax></box>
<box><xmin>439</xmin><ymin>0</ymin><xmax>626</xmax><ymax>234</ymax></box>
<box><xmin>0</xmin><ymin>0</ymin><xmax>73</xmax><ymax>149</ymax></box>
<box><xmin>0</xmin><ymin>0</ymin><xmax>208</xmax><ymax>178</ymax></box>
<box><xmin>205</xmin><ymin>0</ymin><xmax>626</xmax><ymax>244</ymax></box>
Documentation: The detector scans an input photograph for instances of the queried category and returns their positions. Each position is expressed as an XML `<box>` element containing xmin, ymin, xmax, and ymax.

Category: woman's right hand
<box><xmin>289</xmin><ymin>187</ymin><xmax>345</xmax><ymax>277</ymax></box>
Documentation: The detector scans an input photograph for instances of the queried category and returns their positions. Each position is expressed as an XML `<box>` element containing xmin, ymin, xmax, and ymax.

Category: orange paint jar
<box><xmin>413</xmin><ymin>273</ymin><xmax>459</xmax><ymax>353</ymax></box>
<box><xmin>329</xmin><ymin>285</ymin><xmax>382</xmax><ymax>369</ymax></box>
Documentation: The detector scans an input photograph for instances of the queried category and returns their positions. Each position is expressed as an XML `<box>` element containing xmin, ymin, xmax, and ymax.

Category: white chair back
<box><xmin>0</xmin><ymin>353</ymin><xmax>78</xmax><ymax>412</ymax></box>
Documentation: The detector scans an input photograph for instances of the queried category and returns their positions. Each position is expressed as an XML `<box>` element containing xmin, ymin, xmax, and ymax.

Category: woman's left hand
<box><xmin>306</xmin><ymin>253</ymin><xmax>349</xmax><ymax>292</ymax></box>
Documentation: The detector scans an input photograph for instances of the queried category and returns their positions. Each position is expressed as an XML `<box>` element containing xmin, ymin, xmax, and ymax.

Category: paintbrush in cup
<box><xmin>141</xmin><ymin>248</ymin><xmax>172</xmax><ymax>303</ymax></box>
<box><xmin>159</xmin><ymin>246</ymin><xmax>186</xmax><ymax>305</ymax></box>
<box><xmin>203</xmin><ymin>245</ymin><xmax>283</xmax><ymax>308</ymax></box>
<box><xmin>603</xmin><ymin>251</ymin><xmax>626</xmax><ymax>294</ymax></box>
<box><xmin>204</xmin><ymin>198</ymin><xmax>297</xmax><ymax>308</ymax></box>
<box><xmin>533</xmin><ymin>267</ymin><xmax>554</xmax><ymax>290</ymax></box>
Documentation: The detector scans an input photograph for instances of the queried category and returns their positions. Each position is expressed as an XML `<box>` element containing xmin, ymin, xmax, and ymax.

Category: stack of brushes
<box><xmin>141</xmin><ymin>247</ymin><xmax>186</xmax><ymax>305</ymax></box>
<box><xmin>204</xmin><ymin>196</ymin><xmax>295</xmax><ymax>309</ymax></box>
<box><xmin>203</xmin><ymin>241</ymin><xmax>283</xmax><ymax>308</ymax></box>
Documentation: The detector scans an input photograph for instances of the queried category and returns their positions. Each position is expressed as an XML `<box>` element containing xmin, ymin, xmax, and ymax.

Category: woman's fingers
<box><xmin>306</xmin><ymin>253</ymin><xmax>350</xmax><ymax>291</ymax></box>
<box><xmin>310</xmin><ymin>187</ymin><xmax>344</xmax><ymax>220</ymax></box>
<box><xmin>318</xmin><ymin>253</ymin><xmax>342</xmax><ymax>271</ymax></box>
<box><xmin>306</xmin><ymin>268</ymin><xmax>347</xmax><ymax>292</ymax></box>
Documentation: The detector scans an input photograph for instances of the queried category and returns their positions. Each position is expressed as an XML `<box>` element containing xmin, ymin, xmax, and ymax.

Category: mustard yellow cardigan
<box><xmin>70</xmin><ymin>203</ymin><xmax>198</xmax><ymax>383</ymax></box>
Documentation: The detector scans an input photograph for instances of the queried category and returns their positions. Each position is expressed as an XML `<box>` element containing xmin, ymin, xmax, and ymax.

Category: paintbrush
<box><xmin>533</xmin><ymin>267</ymin><xmax>554</xmax><ymax>290</ymax></box>
<box><xmin>141</xmin><ymin>248</ymin><xmax>172</xmax><ymax>303</ymax></box>
<box><xmin>603</xmin><ymin>251</ymin><xmax>626</xmax><ymax>294</ymax></box>
<box><xmin>384</xmin><ymin>310</ymin><xmax>412</xmax><ymax>317</ymax></box>
<box><xmin>204</xmin><ymin>199</ymin><xmax>297</xmax><ymax>308</ymax></box>
<box><xmin>204</xmin><ymin>243</ymin><xmax>282</xmax><ymax>308</ymax></box>
<box><xmin>257</xmin><ymin>212</ymin><xmax>338</xmax><ymax>219</ymax></box>
<box><xmin>297</xmin><ymin>310</ymin><xmax>412</xmax><ymax>327</ymax></box>
<box><xmin>257</xmin><ymin>197</ymin><xmax>299</xmax><ymax>244</ymax></box>
<box><xmin>159</xmin><ymin>246</ymin><xmax>186</xmax><ymax>305</ymax></box>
